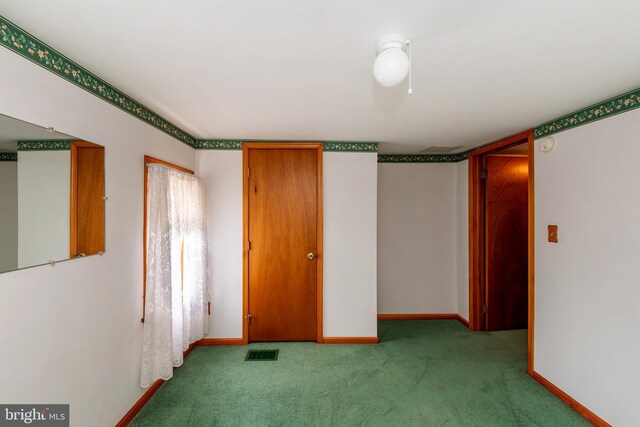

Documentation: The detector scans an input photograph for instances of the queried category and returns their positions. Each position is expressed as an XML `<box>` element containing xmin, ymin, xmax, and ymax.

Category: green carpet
<box><xmin>130</xmin><ymin>320</ymin><xmax>589</xmax><ymax>426</ymax></box>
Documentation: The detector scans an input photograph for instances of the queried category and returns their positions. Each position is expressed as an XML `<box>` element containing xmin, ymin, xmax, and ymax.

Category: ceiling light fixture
<box><xmin>373</xmin><ymin>33</ymin><xmax>412</xmax><ymax>94</ymax></box>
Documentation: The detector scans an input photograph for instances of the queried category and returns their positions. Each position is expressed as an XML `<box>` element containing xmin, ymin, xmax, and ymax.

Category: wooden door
<box><xmin>484</xmin><ymin>155</ymin><xmax>528</xmax><ymax>330</ymax></box>
<box><xmin>70</xmin><ymin>142</ymin><xmax>105</xmax><ymax>258</ymax></box>
<box><xmin>247</xmin><ymin>147</ymin><xmax>319</xmax><ymax>341</ymax></box>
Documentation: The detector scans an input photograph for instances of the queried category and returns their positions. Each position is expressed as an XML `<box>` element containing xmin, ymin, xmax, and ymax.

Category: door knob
<box><xmin>307</xmin><ymin>252</ymin><xmax>316</xmax><ymax>260</ymax></box>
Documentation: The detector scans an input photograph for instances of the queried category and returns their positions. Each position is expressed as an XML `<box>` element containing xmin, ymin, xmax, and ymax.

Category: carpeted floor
<box><xmin>130</xmin><ymin>320</ymin><xmax>589</xmax><ymax>426</ymax></box>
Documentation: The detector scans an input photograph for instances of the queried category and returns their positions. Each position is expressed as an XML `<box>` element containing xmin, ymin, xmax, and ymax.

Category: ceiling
<box><xmin>0</xmin><ymin>114</ymin><xmax>72</xmax><ymax>152</ymax></box>
<box><xmin>1</xmin><ymin>1</ymin><xmax>640</xmax><ymax>153</ymax></box>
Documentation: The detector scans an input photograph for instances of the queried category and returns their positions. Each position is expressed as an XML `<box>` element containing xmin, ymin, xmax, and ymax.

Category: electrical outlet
<box><xmin>548</xmin><ymin>225</ymin><xmax>558</xmax><ymax>243</ymax></box>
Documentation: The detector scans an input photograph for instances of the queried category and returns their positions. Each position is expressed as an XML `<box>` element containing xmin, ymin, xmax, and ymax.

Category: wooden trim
<box><xmin>115</xmin><ymin>341</ymin><xmax>197</xmax><ymax>427</ymax></box>
<box><xmin>377</xmin><ymin>313</ymin><xmax>470</xmax><ymax>328</ymax></box>
<box><xmin>322</xmin><ymin>337</ymin><xmax>379</xmax><ymax>344</ymax></box>
<box><xmin>70</xmin><ymin>140</ymin><xmax>102</xmax><ymax>148</ymax></box>
<box><xmin>69</xmin><ymin>143</ymin><xmax>79</xmax><ymax>259</ymax></box>
<box><xmin>469</xmin><ymin>131</ymin><xmax>533</xmax><ymax>157</ymax></box>
<box><xmin>242</xmin><ymin>142</ymin><xmax>323</xmax><ymax>150</ymax></box>
<box><xmin>467</xmin><ymin>149</ymin><xmax>484</xmax><ymax>331</ymax></box>
<box><xmin>183</xmin><ymin>341</ymin><xmax>198</xmax><ymax>358</ymax></box>
<box><xmin>377</xmin><ymin>313</ymin><xmax>458</xmax><ymax>320</ymax></box>
<box><xmin>144</xmin><ymin>156</ymin><xmax>194</xmax><ymax>174</ymax></box>
<box><xmin>456</xmin><ymin>315</ymin><xmax>470</xmax><ymax>328</ymax></box>
<box><xmin>531</xmin><ymin>371</ymin><xmax>611</xmax><ymax>427</ymax></box>
<box><xmin>116</xmin><ymin>378</ymin><xmax>164</xmax><ymax>427</ymax></box>
<box><xmin>468</xmin><ymin>130</ymin><xmax>535</xmax><ymax>374</ymax></box>
<box><xmin>198</xmin><ymin>338</ymin><xmax>245</xmax><ymax>346</ymax></box>
<box><xmin>484</xmin><ymin>153</ymin><xmax>528</xmax><ymax>158</ymax></box>
<box><xmin>142</xmin><ymin>156</ymin><xmax>194</xmax><ymax>323</ymax></box>
<box><xmin>316</xmin><ymin>144</ymin><xmax>324</xmax><ymax>344</ymax></box>
<box><xmin>527</xmin><ymin>132</ymin><xmax>535</xmax><ymax>375</ymax></box>
<box><xmin>241</xmin><ymin>146</ymin><xmax>250</xmax><ymax>344</ymax></box>
<box><xmin>242</xmin><ymin>143</ymin><xmax>323</xmax><ymax>344</ymax></box>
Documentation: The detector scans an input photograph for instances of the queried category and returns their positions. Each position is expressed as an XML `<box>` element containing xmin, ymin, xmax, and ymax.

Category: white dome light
<box><xmin>373</xmin><ymin>33</ymin><xmax>412</xmax><ymax>92</ymax></box>
<box><xmin>374</xmin><ymin>48</ymin><xmax>409</xmax><ymax>87</ymax></box>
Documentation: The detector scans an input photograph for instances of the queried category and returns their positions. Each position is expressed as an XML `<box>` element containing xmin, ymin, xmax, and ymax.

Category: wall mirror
<box><xmin>0</xmin><ymin>113</ymin><xmax>105</xmax><ymax>274</ymax></box>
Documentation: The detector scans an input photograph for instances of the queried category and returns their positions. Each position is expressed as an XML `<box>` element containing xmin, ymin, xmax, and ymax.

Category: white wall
<box><xmin>456</xmin><ymin>160</ymin><xmax>469</xmax><ymax>321</ymax></box>
<box><xmin>196</xmin><ymin>150</ymin><xmax>243</xmax><ymax>338</ymax></box>
<box><xmin>17</xmin><ymin>151</ymin><xmax>70</xmax><ymax>268</ymax></box>
<box><xmin>377</xmin><ymin>163</ymin><xmax>457</xmax><ymax>314</ymax></box>
<box><xmin>535</xmin><ymin>109</ymin><xmax>640</xmax><ymax>426</ymax></box>
<box><xmin>0</xmin><ymin>48</ymin><xmax>195</xmax><ymax>427</ymax></box>
<box><xmin>0</xmin><ymin>161</ymin><xmax>18</xmax><ymax>272</ymax></box>
<box><xmin>197</xmin><ymin>150</ymin><xmax>379</xmax><ymax>339</ymax></box>
<box><xmin>324</xmin><ymin>152</ymin><xmax>378</xmax><ymax>337</ymax></box>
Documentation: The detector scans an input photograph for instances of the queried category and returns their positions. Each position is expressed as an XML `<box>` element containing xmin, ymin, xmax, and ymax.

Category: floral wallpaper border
<box><xmin>534</xmin><ymin>88</ymin><xmax>640</xmax><ymax>138</ymax></box>
<box><xmin>378</xmin><ymin>152</ymin><xmax>469</xmax><ymax>163</ymax></box>
<box><xmin>0</xmin><ymin>153</ymin><xmax>17</xmax><ymax>161</ymax></box>
<box><xmin>17</xmin><ymin>140</ymin><xmax>72</xmax><ymax>151</ymax></box>
<box><xmin>194</xmin><ymin>140</ymin><xmax>244</xmax><ymax>150</ymax></box>
<box><xmin>0</xmin><ymin>15</ymin><xmax>195</xmax><ymax>147</ymax></box>
<box><xmin>194</xmin><ymin>140</ymin><xmax>378</xmax><ymax>152</ymax></box>
<box><xmin>323</xmin><ymin>142</ymin><xmax>378</xmax><ymax>152</ymax></box>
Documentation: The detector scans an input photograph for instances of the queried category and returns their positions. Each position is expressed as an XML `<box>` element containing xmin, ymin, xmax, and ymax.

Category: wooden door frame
<box><xmin>242</xmin><ymin>143</ymin><xmax>324</xmax><ymax>344</ymax></box>
<box><xmin>468</xmin><ymin>129</ymin><xmax>535</xmax><ymax>374</ymax></box>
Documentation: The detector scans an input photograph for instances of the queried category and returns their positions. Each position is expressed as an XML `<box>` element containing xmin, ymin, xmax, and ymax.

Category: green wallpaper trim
<box><xmin>534</xmin><ymin>88</ymin><xmax>640</xmax><ymax>138</ymax></box>
<box><xmin>323</xmin><ymin>142</ymin><xmax>378</xmax><ymax>152</ymax></box>
<box><xmin>378</xmin><ymin>152</ymin><xmax>468</xmax><ymax>163</ymax></box>
<box><xmin>194</xmin><ymin>140</ymin><xmax>244</xmax><ymax>150</ymax></box>
<box><xmin>193</xmin><ymin>140</ymin><xmax>379</xmax><ymax>152</ymax></box>
<box><xmin>17</xmin><ymin>140</ymin><xmax>72</xmax><ymax>151</ymax></box>
<box><xmin>0</xmin><ymin>15</ymin><xmax>195</xmax><ymax>147</ymax></box>
<box><xmin>0</xmin><ymin>153</ymin><xmax>17</xmax><ymax>161</ymax></box>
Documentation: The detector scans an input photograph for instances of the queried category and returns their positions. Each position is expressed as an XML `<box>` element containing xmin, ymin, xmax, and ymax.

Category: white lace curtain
<box><xmin>141</xmin><ymin>164</ymin><xmax>209</xmax><ymax>388</ymax></box>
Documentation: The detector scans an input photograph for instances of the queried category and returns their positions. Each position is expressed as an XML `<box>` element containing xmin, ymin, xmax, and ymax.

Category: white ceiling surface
<box><xmin>0</xmin><ymin>114</ymin><xmax>73</xmax><ymax>151</ymax></box>
<box><xmin>1</xmin><ymin>1</ymin><xmax>640</xmax><ymax>154</ymax></box>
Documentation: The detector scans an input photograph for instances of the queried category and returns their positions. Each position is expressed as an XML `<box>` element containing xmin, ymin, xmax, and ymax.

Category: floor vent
<box><xmin>245</xmin><ymin>349</ymin><xmax>279</xmax><ymax>361</ymax></box>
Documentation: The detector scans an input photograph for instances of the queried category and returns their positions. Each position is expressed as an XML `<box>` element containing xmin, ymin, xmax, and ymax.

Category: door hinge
<box><xmin>481</xmin><ymin>170</ymin><xmax>487</xmax><ymax>179</ymax></box>
<box><xmin>482</xmin><ymin>304</ymin><xmax>487</xmax><ymax>314</ymax></box>
<box><xmin>247</xmin><ymin>167</ymin><xmax>250</xmax><ymax>178</ymax></box>
<box><xmin>247</xmin><ymin>240</ymin><xmax>251</xmax><ymax>251</ymax></box>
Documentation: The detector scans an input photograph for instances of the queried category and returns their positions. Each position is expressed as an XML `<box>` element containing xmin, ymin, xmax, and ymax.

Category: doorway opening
<box><xmin>468</xmin><ymin>130</ymin><xmax>535</xmax><ymax>374</ymax></box>
<box><xmin>242</xmin><ymin>143</ymin><xmax>323</xmax><ymax>344</ymax></box>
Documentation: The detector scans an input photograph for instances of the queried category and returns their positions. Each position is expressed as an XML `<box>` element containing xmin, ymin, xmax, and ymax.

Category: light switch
<box><xmin>548</xmin><ymin>225</ymin><xmax>558</xmax><ymax>243</ymax></box>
